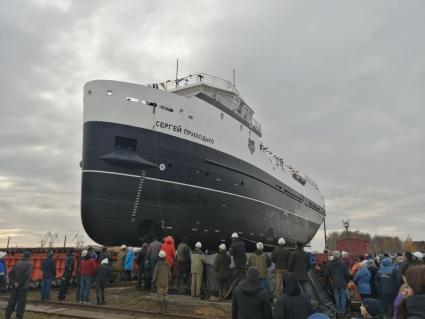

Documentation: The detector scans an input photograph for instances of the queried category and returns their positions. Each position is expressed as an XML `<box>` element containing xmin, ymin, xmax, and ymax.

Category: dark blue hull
<box><xmin>81</xmin><ymin>121</ymin><xmax>325</xmax><ymax>249</ymax></box>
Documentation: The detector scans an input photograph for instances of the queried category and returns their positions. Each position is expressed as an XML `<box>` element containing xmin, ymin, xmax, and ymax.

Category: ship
<box><xmin>81</xmin><ymin>73</ymin><xmax>326</xmax><ymax>249</ymax></box>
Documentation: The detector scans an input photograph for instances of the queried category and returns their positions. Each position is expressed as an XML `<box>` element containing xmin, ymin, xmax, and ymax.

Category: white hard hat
<box><xmin>256</xmin><ymin>242</ymin><xmax>264</xmax><ymax>250</ymax></box>
<box><xmin>219</xmin><ymin>244</ymin><xmax>226</xmax><ymax>251</ymax></box>
<box><xmin>413</xmin><ymin>251</ymin><xmax>424</xmax><ymax>260</ymax></box>
<box><xmin>101</xmin><ymin>258</ymin><xmax>109</xmax><ymax>265</ymax></box>
<box><xmin>231</xmin><ymin>232</ymin><xmax>239</xmax><ymax>238</ymax></box>
<box><xmin>278</xmin><ymin>237</ymin><xmax>285</xmax><ymax>245</ymax></box>
<box><xmin>195</xmin><ymin>242</ymin><xmax>202</xmax><ymax>248</ymax></box>
<box><xmin>158</xmin><ymin>250</ymin><xmax>166</xmax><ymax>258</ymax></box>
<box><xmin>81</xmin><ymin>250</ymin><xmax>88</xmax><ymax>257</ymax></box>
<box><xmin>0</xmin><ymin>251</ymin><xmax>6</xmax><ymax>259</ymax></box>
<box><xmin>120</xmin><ymin>244</ymin><xmax>127</xmax><ymax>250</ymax></box>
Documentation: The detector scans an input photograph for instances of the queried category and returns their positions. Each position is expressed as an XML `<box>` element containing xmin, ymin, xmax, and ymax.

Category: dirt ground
<box><xmin>23</xmin><ymin>285</ymin><xmax>231</xmax><ymax>318</ymax></box>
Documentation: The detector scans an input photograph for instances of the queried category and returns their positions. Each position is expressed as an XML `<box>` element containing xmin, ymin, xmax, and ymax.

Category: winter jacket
<box><xmin>124</xmin><ymin>250</ymin><xmax>134</xmax><ymax>271</ymax></box>
<box><xmin>64</xmin><ymin>255</ymin><xmax>74</xmax><ymax>276</ymax></box>
<box><xmin>353</xmin><ymin>267</ymin><xmax>372</xmax><ymax>295</ymax></box>
<box><xmin>230</xmin><ymin>239</ymin><xmax>247</xmax><ymax>268</ymax></box>
<box><xmin>115</xmin><ymin>250</ymin><xmax>126</xmax><ymax>271</ymax></box>
<box><xmin>232</xmin><ymin>278</ymin><xmax>273</xmax><ymax>319</ymax></box>
<box><xmin>147</xmin><ymin>240</ymin><xmax>162</xmax><ymax>259</ymax></box>
<box><xmin>0</xmin><ymin>260</ymin><xmax>6</xmax><ymax>276</ymax></box>
<box><xmin>137</xmin><ymin>246</ymin><xmax>147</xmax><ymax>273</ymax></box>
<box><xmin>79</xmin><ymin>257</ymin><xmax>97</xmax><ymax>276</ymax></box>
<box><xmin>248</xmin><ymin>251</ymin><xmax>271</xmax><ymax>278</ymax></box>
<box><xmin>214</xmin><ymin>251</ymin><xmax>231</xmax><ymax>279</ymax></box>
<box><xmin>9</xmin><ymin>257</ymin><xmax>33</xmax><ymax>290</ymax></box>
<box><xmin>161</xmin><ymin>236</ymin><xmax>176</xmax><ymax>266</ymax></box>
<box><xmin>275</xmin><ymin>272</ymin><xmax>314</xmax><ymax>319</ymax></box>
<box><xmin>152</xmin><ymin>258</ymin><xmax>171</xmax><ymax>289</ymax></box>
<box><xmin>288</xmin><ymin>249</ymin><xmax>310</xmax><ymax>281</ymax></box>
<box><xmin>271</xmin><ymin>246</ymin><xmax>291</xmax><ymax>270</ymax></box>
<box><xmin>191</xmin><ymin>248</ymin><xmax>206</xmax><ymax>274</ymax></box>
<box><xmin>326</xmin><ymin>258</ymin><xmax>349</xmax><ymax>289</ymax></box>
<box><xmin>176</xmin><ymin>243</ymin><xmax>191</xmax><ymax>263</ymax></box>
<box><xmin>95</xmin><ymin>264</ymin><xmax>111</xmax><ymax>282</ymax></box>
<box><xmin>42</xmin><ymin>256</ymin><xmax>56</xmax><ymax>279</ymax></box>
<box><xmin>404</xmin><ymin>294</ymin><xmax>425</xmax><ymax>319</ymax></box>
<box><xmin>376</xmin><ymin>258</ymin><xmax>397</xmax><ymax>295</ymax></box>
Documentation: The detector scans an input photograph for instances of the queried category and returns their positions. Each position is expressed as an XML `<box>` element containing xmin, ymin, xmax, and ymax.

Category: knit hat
<box><xmin>231</xmin><ymin>232</ymin><xmax>239</xmax><ymax>238</ymax></box>
<box><xmin>362</xmin><ymin>298</ymin><xmax>383</xmax><ymax>317</ymax></box>
<box><xmin>195</xmin><ymin>242</ymin><xmax>202</xmax><ymax>248</ymax></box>
<box><xmin>307</xmin><ymin>313</ymin><xmax>330</xmax><ymax>319</ymax></box>
<box><xmin>23</xmin><ymin>250</ymin><xmax>32</xmax><ymax>259</ymax></box>
<box><xmin>256</xmin><ymin>242</ymin><xmax>264</xmax><ymax>250</ymax></box>
<box><xmin>246</xmin><ymin>267</ymin><xmax>260</xmax><ymax>282</ymax></box>
<box><xmin>278</xmin><ymin>237</ymin><xmax>285</xmax><ymax>245</ymax></box>
<box><xmin>218</xmin><ymin>244</ymin><xmax>226</xmax><ymax>251</ymax></box>
<box><xmin>0</xmin><ymin>251</ymin><xmax>6</xmax><ymax>259</ymax></box>
<box><xmin>158</xmin><ymin>250</ymin><xmax>166</xmax><ymax>258</ymax></box>
<box><xmin>101</xmin><ymin>258</ymin><xmax>108</xmax><ymax>264</ymax></box>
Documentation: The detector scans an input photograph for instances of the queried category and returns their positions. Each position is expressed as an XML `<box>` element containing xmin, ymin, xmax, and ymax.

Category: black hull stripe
<box><xmin>82</xmin><ymin>169</ymin><xmax>322</xmax><ymax>225</ymax></box>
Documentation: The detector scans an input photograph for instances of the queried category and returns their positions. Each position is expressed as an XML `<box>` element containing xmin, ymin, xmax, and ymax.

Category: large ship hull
<box><xmin>81</xmin><ymin>80</ymin><xmax>325</xmax><ymax>250</ymax></box>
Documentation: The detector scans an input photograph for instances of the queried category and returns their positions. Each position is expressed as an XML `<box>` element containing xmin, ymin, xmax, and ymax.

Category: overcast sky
<box><xmin>1</xmin><ymin>0</ymin><xmax>424</xmax><ymax>250</ymax></box>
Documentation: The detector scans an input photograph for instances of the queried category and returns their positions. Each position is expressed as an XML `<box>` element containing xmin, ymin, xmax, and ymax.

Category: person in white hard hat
<box><xmin>248</xmin><ymin>242</ymin><xmax>272</xmax><ymax>299</ymax></box>
<box><xmin>95</xmin><ymin>258</ymin><xmax>111</xmax><ymax>305</ymax></box>
<box><xmin>229</xmin><ymin>232</ymin><xmax>247</xmax><ymax>280</ymax></box>
<box><xmin>214</xmin><ymin>243</ymin><xmax>231</xmax><ymax>300</ymax></box>
<box><xmin>191</xmin><ymin>242</ymin><xmax>206</xmax><ymax>298</ymax></box>
<box><xmin>152</xmin><ymin>250</ymin><xmax>171</xmax><ymax>312</ymax></box>
<box><xmin>271</xmin><ymin>237</ymin><xmax>291</xmax><ymax>299</ymax></box>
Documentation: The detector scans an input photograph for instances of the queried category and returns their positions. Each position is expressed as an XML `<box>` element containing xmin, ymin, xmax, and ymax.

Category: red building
<box><xmin>336</xmin><ymin>238</ymin><xmax>369</xmax><ymax>257</ymax></box>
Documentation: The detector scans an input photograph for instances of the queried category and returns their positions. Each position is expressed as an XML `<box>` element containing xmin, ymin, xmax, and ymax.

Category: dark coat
<box><xmin>64</xmin><ymin>255</ymin><xmax>74</xmax><ymax>276</ymax></box>
<box><xmin>42</xmin><ymin>256</ymin><xmax>56</xmax><ymax>279</ymax></box>
<box><xmin>9</xmin><ymin>258</ymin><xmax>33</xmax><ymax>290</ymax></box>
<box><xmin>230</xmin><ymin>239</ymin><xmax>247</xmax><ymax>268</ymax></box>
<box><xmin>275</xmin><ymin>272</ymin><xmax>314</xmax><ymax>319</ymax></box>
<box><xmin>271</xmin><ymin>246</ymin><xmax>291</xmax><ymax>270</ymax></box>
<box><xmin>232</xmin><ymin>278</ymin><xmax>273</xmax><ymax>319</ymax></box>
<box><xmin>326</xmin><ymin>258</ymin><xmax>349</xmax><ymax>289</ymax></box>
<box><xmin>288</xmin><ymin>249</ymin><xmax>310</xmax><ymax>281</ymax></box>
<box><xmin>214</xmin><ymin>251</ymin><xmax>231</xmax><ymax>279</ymax></box>
<box><xmin>176</xmin><ymin>243</ymin><xmax>191</xmax><ymax>264</ymax></box>
<box><xmin>405</xmin><ymin>294</ymin><xmax>425</xmax><ymax>319</ymax></box>
<box><xmin>137</xmin><ymin>246</ymin><xmax>148</xmax><ymax>273</ymax></box>
<box><xmin>95</xmin><ymin>264</ymin><xmax>111</xmax><ymax>282</ymax></box>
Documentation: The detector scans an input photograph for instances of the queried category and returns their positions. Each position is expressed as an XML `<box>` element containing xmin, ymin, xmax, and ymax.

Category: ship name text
<box><xmin>155</xmin><ymin>121</ymin><xmax>215</xmax><ymax>144</ymax></box>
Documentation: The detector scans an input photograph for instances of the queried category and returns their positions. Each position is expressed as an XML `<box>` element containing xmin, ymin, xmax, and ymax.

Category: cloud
<box><xmin>1</xmin><ymin>0</ymin><xmax>424</xmax><ymax>250</ymax></box>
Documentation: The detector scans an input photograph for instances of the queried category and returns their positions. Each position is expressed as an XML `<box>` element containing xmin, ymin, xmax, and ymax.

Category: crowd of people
<box><xmin>0</xmin><ymin>236</ymin><xmax>424</xmax><ymax>319</ymax></box>
<box><xmin>319</xmin><ymin>250</ymin><xmax>425</xmax><ymax>319</ymax></box>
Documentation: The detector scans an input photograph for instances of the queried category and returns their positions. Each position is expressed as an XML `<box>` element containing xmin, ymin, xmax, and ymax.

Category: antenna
<box><xmin>233</xmin><ymin>69</ymin><xmax>236</xmax><ymax>87</ymax></box>
<box><xmin>176</xmin><ymin>59</ymin><xmax>179</xmax><ymax>81</ymax></box>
